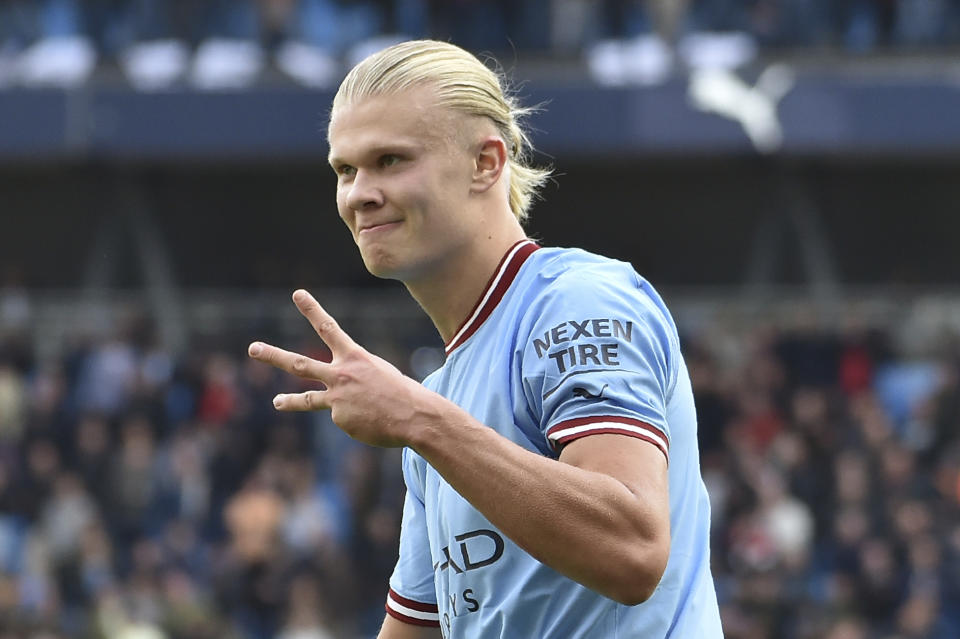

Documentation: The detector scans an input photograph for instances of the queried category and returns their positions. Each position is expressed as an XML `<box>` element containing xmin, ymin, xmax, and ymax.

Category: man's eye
<box><xmin>380</xmin><ymin>155</ymin><xmax>401</xmax><ymax>168</ymax></box>
<box><xmin>337</xmin><ymin>165</ymin><xmax>356</xmax><ymax>177</ymax></box>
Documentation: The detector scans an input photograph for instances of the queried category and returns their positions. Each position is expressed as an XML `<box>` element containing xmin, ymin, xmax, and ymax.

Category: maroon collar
<box><xmin>444</xmin><ymin>239</ymin><xmax>540</xmax><ymax>356</ymax></box>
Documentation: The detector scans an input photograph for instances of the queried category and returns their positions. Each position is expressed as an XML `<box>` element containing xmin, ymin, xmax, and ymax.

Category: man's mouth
<box><xmin>359</xmin><ymin>221</ymin><xmax>402</xmax><ymax>235</ymax></box>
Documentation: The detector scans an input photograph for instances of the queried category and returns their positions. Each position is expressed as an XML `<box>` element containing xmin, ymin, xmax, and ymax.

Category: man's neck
<box><xmin>405</xmin><ymin>227</ymin><xmax>527</xmax><ymax>345</ymax></box>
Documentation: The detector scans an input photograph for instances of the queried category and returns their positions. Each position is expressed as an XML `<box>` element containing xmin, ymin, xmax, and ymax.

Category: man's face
<box><xmin>327</xmin><ymin>86</ymin><xmax>480</xmax><ymax>281</ymax></box>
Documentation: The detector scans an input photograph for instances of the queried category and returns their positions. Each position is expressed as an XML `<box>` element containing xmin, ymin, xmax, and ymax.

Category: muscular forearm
<box><xmin>407</xmin><ymin>395</ymin><xmax>670</xmax><ymax>605</ymax></box>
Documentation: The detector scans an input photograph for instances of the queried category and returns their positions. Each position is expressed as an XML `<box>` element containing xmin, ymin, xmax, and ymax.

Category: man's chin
<box><xmin>361</xmin><ymin>253</ymin><xmax>405</xmax><ymax>281</ymax></box>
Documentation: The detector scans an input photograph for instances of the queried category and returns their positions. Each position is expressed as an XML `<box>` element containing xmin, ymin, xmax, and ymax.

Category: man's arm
<box><xmin>409</xmin><ymin>408</ymin><xmax>670</xmax><ymax>605</ymax></box>
<box><xmin>249</xmin><ymin>290</ymin><xmax>671</xmax><ymax>604</ymax></box>
<box><xmin>377</xmin><ymin>614</ymin><xmax>443</xmax><ymax>639</ymax></box>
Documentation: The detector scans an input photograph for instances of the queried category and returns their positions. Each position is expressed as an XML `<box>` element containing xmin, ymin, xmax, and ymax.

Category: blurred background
<box><xmin>2</xmin><ymin>1</ymin><xmax>960</xmax><ymax>638</ymax></box>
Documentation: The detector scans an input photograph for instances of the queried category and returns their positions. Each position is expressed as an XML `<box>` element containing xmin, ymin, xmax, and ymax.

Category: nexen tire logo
<box><xmin>533</xmin><ymin>318</ymin><xmax>634</xmax><ymax>374</ymax></box>
<box><xmin>434</xmin><ymin>529</ymin><xmax>505</xmax><ymax>574</ymax></box>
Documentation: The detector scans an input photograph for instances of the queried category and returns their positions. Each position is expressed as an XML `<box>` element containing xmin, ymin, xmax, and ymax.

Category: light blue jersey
<box><xmin>386</xmin><ymin>240</ymin><xmax>722</xmax><ymax>638</ymax></box>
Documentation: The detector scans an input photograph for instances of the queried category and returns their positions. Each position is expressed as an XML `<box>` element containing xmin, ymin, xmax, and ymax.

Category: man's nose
<box><xmin>345</xmin><ymin>170</ymin><xmax>384</xmax><ymax>211</ymax></box>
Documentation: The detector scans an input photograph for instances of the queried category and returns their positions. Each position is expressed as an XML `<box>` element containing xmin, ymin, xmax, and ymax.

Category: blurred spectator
<box><xmin>40</xmin><ymin>472</ymin><xmax>97</xmax><ymax>596</ymax></box>
<box><xmin>824</xmin><ymin>616</ymin><xmax>869</xmax><ymax>639</ymax></box>
<box><xmin>215</xmin><ymin>472</ymin><xmax>288</xmax><ymax>638</ymax></box>
<box><xmin>0</xmin><ymin>363</ymin><xmax>26</xmax><ymax>445</ymax></box>
<box><xmin>277</xmin><ymin>573</ymin><xmax>336</xmax><ymax>639</ymax></box>
<box><xmin>279</xmin><ymin>457</ymin><xmax>336</xmax><ymax>557</ymax></box>
<box><xmin>73</xmin><ymin>336</ymin><xmax>138</xmax><ymax>418</ymax></box>
<box><xmin>108</xmin><ymin>416</ymin><xmax>160</xmax><ymax>545</ymax></box>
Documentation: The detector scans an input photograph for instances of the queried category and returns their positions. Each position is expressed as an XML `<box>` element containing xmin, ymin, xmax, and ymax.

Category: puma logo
<box><xmin>572</xmin><ymin>384</ymin><xmax>609</xmax><ymax>400</ymax></box>
<box><xmin>688</xmin><ymin>64</ymin><xmax>794</xmax><ymax>153</ymax></box>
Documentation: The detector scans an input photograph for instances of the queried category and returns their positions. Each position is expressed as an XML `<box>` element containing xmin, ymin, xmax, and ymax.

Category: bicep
<box><xmin>558</xmin><ymin>433</ymin><xmax>672</xmax><ymax>602</ymax></box>
<box><xmin>559</xmin><ymin>433</ymin><xmax>669</xmax><ymax>528</ymax></box>
<box><xmin>377</xmin><ymin>614</ymin><xmax>444</xmax><ymax>639</ymax></box>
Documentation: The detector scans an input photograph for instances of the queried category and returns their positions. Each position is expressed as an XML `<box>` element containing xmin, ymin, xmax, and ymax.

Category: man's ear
<box><xmin>471</xmin><ymin>137</ymin><xmax>508</xmax><ymax>194</ymax></box>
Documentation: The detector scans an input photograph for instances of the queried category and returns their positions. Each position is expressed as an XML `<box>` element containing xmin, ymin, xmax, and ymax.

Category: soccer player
<box><xmin>248</xmin><ymin>40</ymin><xmax>722</xmax><ymax>638</ymax></box>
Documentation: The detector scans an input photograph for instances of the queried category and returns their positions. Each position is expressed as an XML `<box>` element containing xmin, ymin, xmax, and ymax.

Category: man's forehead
<box><xmin>328</xmin><ymin>91</ymin><xmax>455</xmax><ymax>160</ymax></box>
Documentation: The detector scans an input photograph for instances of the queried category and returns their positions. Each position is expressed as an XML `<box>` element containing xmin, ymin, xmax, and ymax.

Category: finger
<box><xmin>292</xmin><ymin>289</ymin><xmax>357</xmax><ymax>353</ymax></box>
<box><xmin>273</xmin><ymin>390</ymin><xmax>329</xmax><ymax>412</ymax></box>
<box><xmin>248</xmin><ymin>341</ymin><xmax>330</xmax><ymax>381</ymax></box>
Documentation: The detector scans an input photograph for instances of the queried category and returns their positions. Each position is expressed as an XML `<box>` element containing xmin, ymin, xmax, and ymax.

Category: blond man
<box><xmin>250</xmin><ymin>40</ymin><xmax>722</xmax><ymax>638</ymax></box>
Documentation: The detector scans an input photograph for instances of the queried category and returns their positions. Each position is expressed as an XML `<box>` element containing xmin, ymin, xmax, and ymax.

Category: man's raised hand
<box><xmin>247</xmin><ymin>289</ymin><xmax>438</xmax><ymax>448</ymax></box>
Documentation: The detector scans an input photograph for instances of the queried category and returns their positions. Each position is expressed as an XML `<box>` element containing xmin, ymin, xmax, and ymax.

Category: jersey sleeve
<box><xmin>385</xmin><ymin>449</ymin><xmax>440</xmax><ymax>627</ymax></box>
<box><xmin>519</xmin><ymin>268</ymin><xmax>678</xmax><ymax>462</ymax></box>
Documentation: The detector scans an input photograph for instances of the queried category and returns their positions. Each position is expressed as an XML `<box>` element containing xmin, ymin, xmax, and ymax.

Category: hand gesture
<box><xmin>248</xmin><ymin>289</ymin><xmax>433</xmax><ymax>448</ymax></box>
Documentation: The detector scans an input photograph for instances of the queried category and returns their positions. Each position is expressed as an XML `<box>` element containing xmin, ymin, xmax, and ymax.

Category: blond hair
<box><xmin>331</xmin><ymin>40</ymin><xmax>551</xmax><ymax>223</ymax></box>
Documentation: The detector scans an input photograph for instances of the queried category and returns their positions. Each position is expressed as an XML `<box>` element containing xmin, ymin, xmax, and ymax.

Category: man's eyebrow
<box><xmin>328</xmin><ymin>141</ymin><xmax>423</xmax><ymax>167</ymax></box>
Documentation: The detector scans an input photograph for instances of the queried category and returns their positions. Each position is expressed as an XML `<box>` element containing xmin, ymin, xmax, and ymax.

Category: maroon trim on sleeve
<box><xmin>546</xmin><ymin>415</ymin><xmax>669</xmax><ymax>462</ymax></box>
<box><xmin>385</xmin><ymin>588</ymin><xmax>441</xmax><ymax>627</ymax></box>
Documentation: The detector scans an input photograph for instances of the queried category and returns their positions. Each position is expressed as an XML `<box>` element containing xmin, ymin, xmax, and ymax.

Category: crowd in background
<box><xmin>0</xmin><ymin>282</ymin><xmax>958</xmax><ymax>639</ymax></box>
<box><xmin>1</xmin><ymin>0</ymin><xmax>960</xmax><ymax>89</ymax></box>
<box><xmin>689</xmin><ymin>320</ymin><xmax>960</xmax><ymax>639</ymax></box>
<box><xmin>0</xmin><ymin>292</ymin><xmax>411</xmax><ymax>639</ymax></box>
